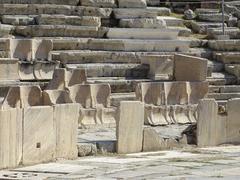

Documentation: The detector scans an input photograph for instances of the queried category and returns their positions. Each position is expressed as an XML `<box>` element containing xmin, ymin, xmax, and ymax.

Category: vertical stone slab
<box><xmin>117</xmin><ymin>101</ymin><xmax>144</xmax><ymax>154</ymax></box>
<box><xmin>197</xmin><ymin>99</ymin><xmax>221</xmax><ymax>147</ymax></box>
<box><xmin>174</xmin><ymin>54</ymin><xmax>208</xmax><ymax>81</ymax></box>
<box><xmin>0</xmin><ymin>108</ymin><xmax>22</xmax><ymax>169</ymax></box>
<box><xmin>226</xmin><ymin>99</ymin><xmax>240</xmax><ymax>144</ymax></box>
<box><xmin>23</xmin><ymin>106</ymin><xmax>55</xmax><ymax>165</ymax></box>
<box><xmin>54</xmin><ymin>104</ymin><xmax>79</xmax><ymax>159</ymax></box>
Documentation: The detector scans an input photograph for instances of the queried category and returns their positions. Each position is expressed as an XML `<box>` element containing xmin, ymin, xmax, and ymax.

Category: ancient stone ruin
<box><xmin>0</xmin><ymin>0</ymin><xmax>240</xmax><ymax>171</ymax></box>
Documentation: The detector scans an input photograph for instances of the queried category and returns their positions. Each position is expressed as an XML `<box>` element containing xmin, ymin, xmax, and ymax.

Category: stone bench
<box><xmin>106</xmin><ymin>28</ymin><xmax>179</xmax><ymax>40</ymax></box>
<box><xmin>208</xmin><ymin>40</ymin><xmax>240</xmax><ymax>51</ymax></box>
<box><xmin>0</xmin><ymin>0</ymin><xmax>80</xmax><ymax>5</ymax></box>
<box><xmin>35</xmin><ymin>14</ymin><xmax>101</xmax><ymax>27</ymax></box>
<box><xmin>113</xmin><ymin>7</ymin><xmax>171</xmax><ymax>19</ymax></box>
<box><xmin>15</xmin><ymin>25</ymin><xmax>107</xmax><ymax>38</ymax></box>
<box><xmin>80</xmin><ymin>0</ymin><xmax>117</xmax><ymax>8</ymax></box>
<box><xmin>0</xmin><ymin>4</ymin><xmax>112</xmax><ymax>18</ymax></box>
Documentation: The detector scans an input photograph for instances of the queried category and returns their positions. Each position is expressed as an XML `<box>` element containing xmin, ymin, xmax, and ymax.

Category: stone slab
<box><xmin>0</xmin><ymin>59</ymin><xmax>19</xmax><ymax>81</ymax></box>
<box><xmin>117</xmin><ymin>101</ymin><xmax>144</xmax><ymax>154</ymax></box>
<box><xmin>0</xmin><ymin>108</ymin><xmax>22</xmax><ymax>169</ymax></box>
<box><xmin>118</xmin><ymin>0</ymin><xmax>147</xmax><ymax>8</ymax></box>
<box><xmin>22</xmin><ymin>106</ymin><xmax>55</xmax><ymax>165</ymax></box>
<box><xmin>174</xmin><ymin>54</ymin><xmax>208</xmax><ymax>81</ymax></box>
<box><xmin>54</xmin><ymin>104</ymin><xmax>79</xmax><ymax>159</ymax></box>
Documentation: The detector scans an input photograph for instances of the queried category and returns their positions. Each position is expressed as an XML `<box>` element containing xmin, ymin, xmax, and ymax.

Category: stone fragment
<box><xmin>0</xmin><ymin>108</ymin><xmax>22</xmax><ymax>169</ymax></box>
<box><xmin>184</xmin><ymin>9</ymin><xmax>195</xmax><ymax>20</ymax></box>
<box><xmin>78</xmin><ymin>143</ymin><xmax>97</xmax><ymax>157</ymax></box>
<box><xmin>143</xmin><ymin>125</ymin><xmax>188</xmax><ymax>152</ymax></box>
<box><xmin>117</xmin><ymin>101</ymin><xmax>144</xmax><ymax>154</ymax></box>
<box><xmin>54</xmin><ymin>104</ymin><xmax>79</xmax><ymax>159</ymax></box>
<box><xmin>174</xmin><ymin>54</ymin><xmax>208</xmax><ymax>81</ymax></box>
<box><xmin>22</xmin><ymin>106</ymin><xmax>55</xmax><ymax>165</ymax></box>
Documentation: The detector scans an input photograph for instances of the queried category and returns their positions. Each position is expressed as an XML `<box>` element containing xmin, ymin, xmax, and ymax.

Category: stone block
<box><xmin>197</xmin><ymin>99</ymin><xmax>226</xmax><ymax>147</ymax></box>
<box><xmin>2</xmin><ymin>15</ymin><xmax>35</xmax><ymax>26</ymax></box>
<box><xmin>43</xmin><ymin>90</ymin><xmax>72</xmax><ymax>105</ymax></box>
<box><xmin>226</xmin><ymin>99</ymin><xmax>240</xmax><ymax>144</ymax></box>
<box><xmin>0</xmin><ymin>108</ymin><xmax>22</xmax><ymax>169</ymax></box>
<box><xmin>54</xmin><ymin>104</ymin><xmax>79</xmax><ymax>159</ymax></box>
<box><xmin>141</xmin><ymin>55</ymin><xmax>174</xmax><ymax>80</ymax></box>
<box><xmin>174</xmin><ymin>54</ymin><xmax>208</xmax><ymax>81</ymax></box>
<box><xmin>66</xmin><ymin>68</ymin><xmax>87</xmax><ymax>87</ymax></box>
<box><xmin>117</xmin><ymin>101</ymin><xmax>144</xmax><ymax>154</ymax></box>
<box><xmin>22</xmin><ymin>106</ymin><xmax>55</xmax><ymax>165</ymax></box>
<box><xmin>118</xmin><ymin>0</ymin><xmax>147</xmax><ymax>8</ymax></box>
<box><xmin>0</xmin><ymin>58</ymin><xmax>19</xmax><ymax>81</ymax></box>
<box><xmin>1</xmin><ymin>85</ymin><xmax>42</xmax><ymax>109</ymax></box>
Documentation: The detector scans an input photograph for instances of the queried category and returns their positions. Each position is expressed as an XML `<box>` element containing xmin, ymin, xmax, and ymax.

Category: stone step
<box><xmin>15</xmin><ymin>25</ymin><xmax>107</xmax><ymax>38</ymax></box>
<box><xmin>0</xmin><ymin>0</ymin><xmax>79</xmax><ymax>5</ymax></box>
<box><xmin>197</xmin><ymin>13</ymin><xmax>229</xmax><ymax>22</ymax></box>
<box><xmin>190</xmin><ymin>21</ymin><xmax>227</xmax><ymax>34</ymax></box>
<box><xmin>195</xmin><ymin>8</ymin><xmax>220</xmax><ymax>15</ymax></box>
<box><xmin>66</xmin><ymin>63</ymin><xmax>149</xmax><ymax>78</ymax></box>
<box><xmin>225</xmin><ymin>64</ymin><xmax>240</xmax><ymax>78</ymax></box>
<box><xmin>0</xmin><ymin>4</ymin><xmax>112</xmax><ymax>18</ymax></box>
<box><xmin>0</xmin><ymin>24</ymin><xmax>14</xmax><ymax>37</ymax></box>
<box><xmin>51</xmin><ymin>48</ymin><xmax>210</xmax><ymax>63</ymax></box>
<box><xmin>106</xmin><ymin>28</ymin><xmax>179</xmax><ymax>40</ymax></box>
<box><xmin>157</xmin><ymin>16</ymin><xmax>184</xmax><ymax>27</ymax></box>
<box><xmin>209</xmin><ymin>85</ymin><xmax>240</xmax><ymax>93</ymax></box>
<box><xmin>214</xmin><ymin>51</ymin><xmax>240</xmax><ymax>64</ymax></box>
<box><xmin>87</xmin><ymin>77</ymin><xmax>151</xmax><ymax>93</ymax></box>
<box><xmin>111</xmin><ymin>92</ymin><xmax>136</xmax><ymax>106</ymax></box>
<box><xmin>207</xmin><ymin>60</ymin><xmax>224</xmax><ymax>72</ymax></box>
<box><xmin>113</xmin><ymin>7</ymin><xmax>171</xmax><ymax>19</ymax></box>
<box><xmin>80</xmin><ymin>0</ymin><xmax>117</xmax><ymax>8</ymax></box>
<box><xmin>1</xmin><ymin>15</ymin><xmax>36</xmax><ymax>26</ymax></box>
<box><xmin>207</xmin><ymin>72</ymin><xmax>237</xmax><ymax>85</ymax></box>
<box><xmin>207</xmin><ymin>93</ymin><xmax>240</xmax><ymax>100</ymax></box>
<box><xmin>35</xmin><ymin>14</ymin><xmax>101</xmax><ymax>27</ymax></box>
<box><xmin>207</xmin><ymin>27</ymin><xmax>240</xmax><ymax>39</ymax></box>
<box><xmin>208</xmin><ymin>40</ymin><xmax>240</xmax><ymax>51</ymax></box>
<box><xmin>52</xmin><ymin>38</ymin><xmax>191</xmax><ymax>52</ymax></box>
